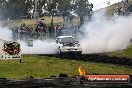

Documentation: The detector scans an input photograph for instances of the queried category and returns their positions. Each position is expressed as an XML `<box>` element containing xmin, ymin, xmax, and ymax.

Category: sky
<box><xmin>88</xmin><ymin>0</ymin><xmax>123</xmax><ymax>10</ymax></box>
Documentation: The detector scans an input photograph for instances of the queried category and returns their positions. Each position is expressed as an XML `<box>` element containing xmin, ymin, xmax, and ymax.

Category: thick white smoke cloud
<box><xmin>0</xmin><ymin>25</ymin><xmax>13</xmax><ymax>54</ymax></box>
<box><xmin>0</xmin><ymin>24</ymin><xmax>57</xmax><ymax>54</ymax></box>
<box><xmin>21</xmin><ymin>40</ymin><xmax>57</xmax><ymax>54</ymax></box>
<box><xmin>0</xmin><ymin>10</ymin><xmax>132</xmax><ymax>54</ymax></box>
<box><xmin>81</xmin><ymin>10</ymin><xmax>132</xmax><ymax>54</ymax></box>
<box><xmin>0</xmin><ymin>26</ymin><xmax>12</xmax><ymax>41</ymax></box>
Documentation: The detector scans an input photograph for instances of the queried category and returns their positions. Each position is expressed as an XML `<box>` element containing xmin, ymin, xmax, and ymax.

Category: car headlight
<box><xmin>77</xmin><ymin>44</ymin><xmax>81</xmax><ymax>47</ymax></box>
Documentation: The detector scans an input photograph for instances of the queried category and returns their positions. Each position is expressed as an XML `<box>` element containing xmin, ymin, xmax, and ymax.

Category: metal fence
<box><xmin>13</xmin><ymin>32</ymin><xmax>57</xmax><ymax>41</ymax></box>
<box><xmin>12</xmin><ymin>28</ymin><xmax>83</xmax><ymax>41</ymax></box>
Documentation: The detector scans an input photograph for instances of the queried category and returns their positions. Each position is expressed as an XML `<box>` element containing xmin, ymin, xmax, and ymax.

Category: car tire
<box><xmin>57</xmin><ymin>47</ymin><xmax>62</xmax><ymax>55</ymax></box>
<box><xmin>59</xmin><ymin>50</ymin><xmax>62</xmax><ymax>55</ymax></box>
<box><xmin>77</xmin><ymin>51</ymin><xmax>82</xmax><ymax>55</ymax></box>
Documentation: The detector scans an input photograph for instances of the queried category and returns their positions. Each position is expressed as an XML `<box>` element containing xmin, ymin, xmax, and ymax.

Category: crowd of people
<box><xmin>114</xmin><ymin>0</ymin><xmax>132</xmax><ymax>16</ymax></box>
<box><xmin>115</xmin><ymin>7</ymin><xmax>124</xmax><ymax>16</ymax></box>
<box><xmin>12</xmin><ymin>18</ymin><xmax>80</xmax><ymax>41</ymax></box>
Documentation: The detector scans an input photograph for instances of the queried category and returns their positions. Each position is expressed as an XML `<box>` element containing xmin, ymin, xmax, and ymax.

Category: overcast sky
<box><xmin>88</xmin><ymin>0</ymin><xmax>123</xmax><ymax>10</ymax></box>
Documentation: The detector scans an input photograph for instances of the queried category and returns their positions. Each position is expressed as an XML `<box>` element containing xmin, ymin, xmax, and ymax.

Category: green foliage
<box><xmin>73</xmin><ymin>0</ymin><xmax>93</xmax><ymax>16</ymax></box>
<box><xmin>0</xmin><ymin>0</ymin><xmax>33</xmax><ymax>20</ymax></box>
<box><xmin>0</xmin><ymin>0</ymin><xmax>93</xmax><ymax>20</ymax></box>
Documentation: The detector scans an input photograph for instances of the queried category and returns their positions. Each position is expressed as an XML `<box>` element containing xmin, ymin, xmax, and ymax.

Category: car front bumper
<box><xmin>60</xmin><ymin>47</ymin><xmax>82</xmax><ymax>53</ymax></box>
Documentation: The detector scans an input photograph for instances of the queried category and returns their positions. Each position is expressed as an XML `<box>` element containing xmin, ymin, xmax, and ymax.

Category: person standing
<box><xmin>56</xmin><ymin>24</ymin><xmax>61</xmax><ymax>37</ymax></box>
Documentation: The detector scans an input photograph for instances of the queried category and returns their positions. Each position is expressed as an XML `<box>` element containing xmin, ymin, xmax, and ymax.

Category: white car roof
<box><xmin>57</xmin><ymin>36</ymin><xmax>74</xmax><ymax>39</ymax></box>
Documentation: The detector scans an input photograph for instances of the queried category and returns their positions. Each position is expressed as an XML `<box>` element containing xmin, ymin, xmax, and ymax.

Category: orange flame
<box><xmin>78</xmin><ymin>66</ymin><xmax>86</xmax><ymax>75</ymax></box>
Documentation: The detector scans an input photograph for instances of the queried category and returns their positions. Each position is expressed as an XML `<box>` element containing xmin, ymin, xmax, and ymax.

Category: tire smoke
<box><xmin>21</xmin><ymin>40</ymin><xmax>57</xmax><ymax>54</ymax></box>
<box><xmin>80</xmin><ymin>10</ymin><xmax>132</xmax><ymax>54</ymax></box>
<box><xmin>0</xmin><ymin>25</ymin><xmax>57</xmax><ymax>54</ymax></box>
<box><xmin>0</xmin><ymin>26</ymin><xmax>13</xmax><ymax>54</ymax></box>
<box><xmin>0</xmin><ymin>26</ymin><xmax>12</xmax><ymax>41</ymax></box>
<box><xmin>0</xmin><ymin>10</ymin><xmax>132</xmax><ymax>54</ymax></box>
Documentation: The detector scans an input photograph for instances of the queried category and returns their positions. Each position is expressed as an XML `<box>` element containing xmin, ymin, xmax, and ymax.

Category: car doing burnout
<box><xmin>55</xmin><ymin>36</ymin><xmax>82</xmax><ymax>54</ymax></box>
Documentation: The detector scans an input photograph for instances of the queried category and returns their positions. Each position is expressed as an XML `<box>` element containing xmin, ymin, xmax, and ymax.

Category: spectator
<box><xmin>28</xmin><ymin>28</ymin><xmax>33</xmax><ymax>38</ymax></box>
<box><xmin>48</xmin><ymin>26</ymin><xmax>52</xmax><ymax>38</ymax></box>
<box><xmin>43</xmin><ymin>22</ymin><xmax>47</xmax><ymax>33</ymax></box>
<box><xmin>51</xmin><ymin>18</ymin><xmax>54</xmax><ymax>27</ymax></box>
<box><xmin>56</xmin><ymin>24</ymin><xmax>61</xmax><ymax>37</ymax></box>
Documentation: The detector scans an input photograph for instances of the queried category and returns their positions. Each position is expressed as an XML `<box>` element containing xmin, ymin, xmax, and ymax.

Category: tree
<box><xmin>73</xmin><ymin>0</ymin><xmax>93</xmax><ymax>25</ymax></box>
<box><xmin>0</xmin><ymin>0</ymin><xmax>93</xmax><ymax>20</ymax></box>
<box><xmin>0</xmin><ymin>0</ymin><xmax>8</xmax><ymax>19</ymax></box>
<box><xmin>73</xmin><ymin>0</ymin><xmax>92</xmax><ymax>16</ymax></box>
<box><xmin>45</xmin><ymin>0</ymin><xmax>58</xmax><ymax>16</ymax></box>
<box><xmin>1</xmin><ymin>0</ymin><xmax>33</xmax><ymax>20</ymax></box>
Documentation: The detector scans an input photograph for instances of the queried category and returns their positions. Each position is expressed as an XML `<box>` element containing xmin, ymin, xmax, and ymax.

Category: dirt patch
<box><xmin>0</xmin><ymin>77</ymin><xmax>132</xmax><ymax>88</ymax></box>
<box><xmin>42</xmin><ymin>54</ymin><xmax>132</xmax><ymax>67</ymax></box>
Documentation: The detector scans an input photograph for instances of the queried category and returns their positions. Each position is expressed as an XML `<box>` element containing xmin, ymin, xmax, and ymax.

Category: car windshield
<box><xmin>59</xmin><ymin>37</ymin><xmax>75</xmax><ymax>43</ymax></box>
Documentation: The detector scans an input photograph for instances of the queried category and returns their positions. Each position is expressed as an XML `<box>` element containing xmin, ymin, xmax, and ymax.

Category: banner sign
<box><xmin>0</xmin><ymin>41</ymin><xmax>21</xmax><ymax>59</ymax></box>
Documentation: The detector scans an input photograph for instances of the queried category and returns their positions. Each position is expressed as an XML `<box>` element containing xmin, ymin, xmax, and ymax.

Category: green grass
<box><xmin>0</xmin><ymin>55</ymin><xmax>132</xmax><ymax>79</ymax></box>
<box><xmin>103</xmin><ymin>45</ymin><xmax>132</xmax><ymax>58</ymax></box>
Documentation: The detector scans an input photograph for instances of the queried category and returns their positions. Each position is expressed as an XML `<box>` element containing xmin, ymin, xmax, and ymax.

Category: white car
<box><xmin>55</xmin><ymin>36</ymin><xmax>82</xmax><ymax>54</ymax></box>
